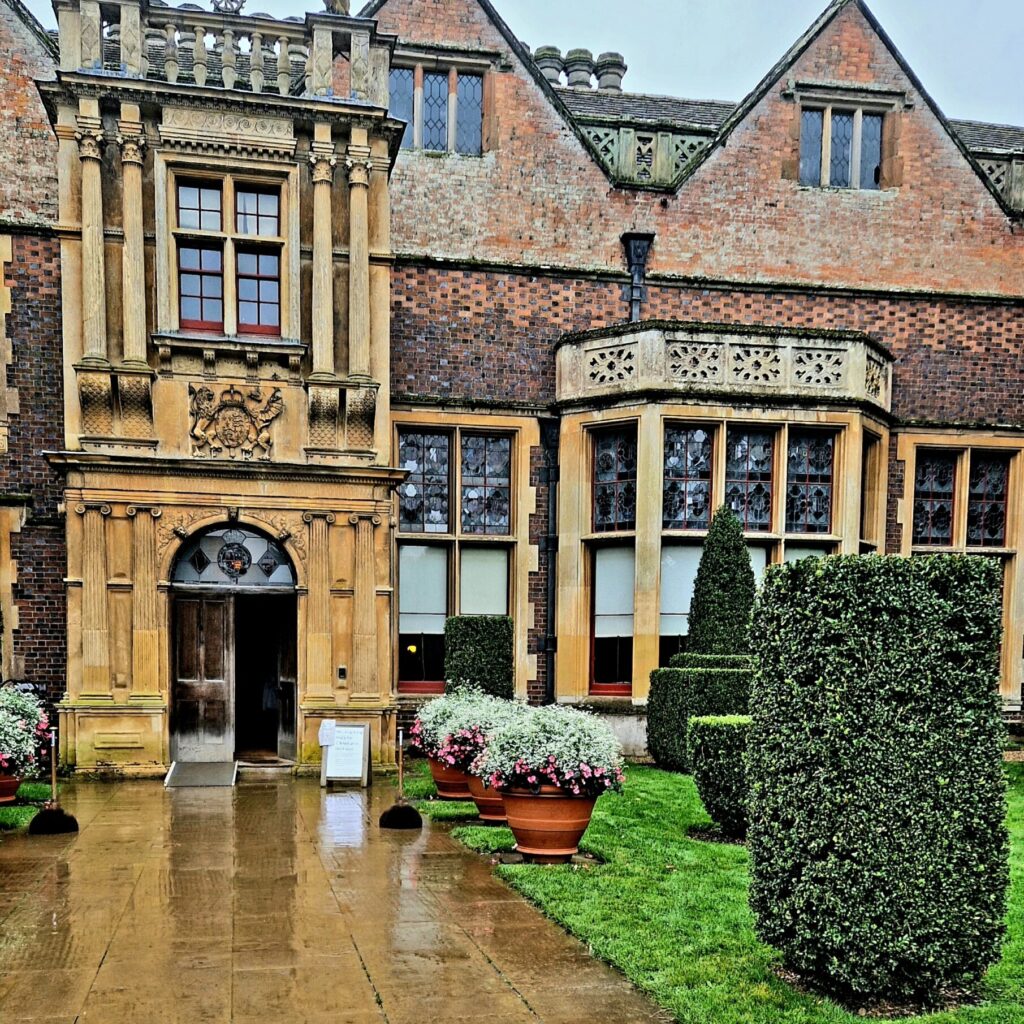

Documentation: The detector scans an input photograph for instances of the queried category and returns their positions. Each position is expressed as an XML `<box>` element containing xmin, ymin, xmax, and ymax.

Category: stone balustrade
<box><xmin>57</xmin><ymin>0</ymin><xmax>389</xmax><ymax>104</ymax></box>
<box><xmin>556</xmin><ymin>320</ymin><xmax>893</xmax><ymax>412</ymax></box>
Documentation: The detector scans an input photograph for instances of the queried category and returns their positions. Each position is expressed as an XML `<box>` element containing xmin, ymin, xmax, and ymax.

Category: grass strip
<box><xmin>448</xmin><ymin>763</ymin><xmax>1023</xmax><ymax>1024</ymax></box>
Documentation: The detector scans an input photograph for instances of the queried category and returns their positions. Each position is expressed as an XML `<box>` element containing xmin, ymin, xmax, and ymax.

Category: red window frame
<box><xmin>236</xmin><ymin>247</ymin><xmax>282</xmax><ymax>336</ymax></box>
<box><xmin>235</xmin><ymin>186</ymin><xmax>281</xmax><ymax>238</ymax></box>
<box><xmin>177</xmin><ymin>244</ymin><xmax>224</xmax><ymax>333</ymax></box>
<box><xmin>589</xmin><ymin>547</ymin><xmax>633</xmax><ymax>697</ymax></box>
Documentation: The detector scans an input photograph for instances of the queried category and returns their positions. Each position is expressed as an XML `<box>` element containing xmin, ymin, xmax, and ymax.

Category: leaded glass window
<box><xmin>593</xmin><ymin>427</ymin><xmax>638</xmax><ymax>532</ymax></box>
<box><xmin>786</xmin><ymin>432</ymin><xmax>835</xmax><ymax>534</ymax></box>
<box><xmin>725</xmin><ymin>429</ymin><xmax>774</xmax><ymax>532</ymax></box>
<box><xmin>172</xmin><ymin>525</ymin><xmax>296</xmax><ymax>588</ymax></box>
<box><xmin>829</xmin><ymin>110</ymin><xmax>854</xmax><ymax>188</ymax></box>
<box><xmin>456</xmin><ymin>73</ymin><xmax>483</xmax><ymax>156</ymax></box>
<box><xmin>799</xmin><ymin>109</ymin><xmax>824</xmax><ymax>186</ymax></box>
<box><xmin>398</xmin><ymin>431</ymin><xmax>450</xmax><ymax>533</ymax></box>
<box><xmin>860</xmin><ymin>113</ymin><xmax>883</xmax><ymax>190</ymax></box>
<box><xmin>912</xmin><ymin>451</ymin><xmax>956</xmax><ymax>545</ymax></box>
<box><xmin>423</xmin><ymin>72</ymin><xmax>449</xmax><ymax>152</ymax></box>
<box><xmin>967</xmin><ymin>453</ymin><xmax>1010</xmax><ymax>547</ymax></box>
<box><xmin>663</xmin><ymin>426</ymin><xmax>713</xmax><ymax>529</ymax></box>
<box><xmin>461</xmin><ymin>434</ymin><xmax>511</xmax><ymax>535</ymax></box>
<box><xmin>389</xmin><ymin>67</ymin><xmax>414</xmax><ymax>149</ymax></box>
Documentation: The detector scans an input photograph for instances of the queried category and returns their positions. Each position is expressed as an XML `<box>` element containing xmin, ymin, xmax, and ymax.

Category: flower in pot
<box><xmin>0</xmin><ymin>686</ymin><xmax>49</xmax><ymax>804</ymax></box>
<box><xmin>410</xmin><ymin>688</ymin><xmax>501</xmax><ymax>801</ymax></box>
<box><xmin>477</xmin><ymin>704</ymin><xmax>625</xmax><ymax>863</ymax></box>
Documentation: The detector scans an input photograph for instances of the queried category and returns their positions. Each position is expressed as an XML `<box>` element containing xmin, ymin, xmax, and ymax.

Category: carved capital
<box><xmin>75</xmin><ymin>117</ymin><xmax>106</xmax><ymax>162</ymax></box>
<box><xmin>309</xmin><ymin>146</ymin><xmax>337</xmax><ymax>185</ymax></box>
<box><xmin>126</xmin><ymin>506</ymin><xmax>162</xmax><ymax>519</ymax></box>
<box><xmin>116</xmin><ymin>130</ymin><xmax>147</xmax><ymax>166</ymax></box>
<box><xmin>345</xmin><ymin>156</ymin><xmax>372</xmax><ymax>188</ymax></box>
<box><xmin>348</xmin><ymin>513</ymin><xmax>383</xmax><ymax>528</ymax></box>
<box><xmin>74</xmin><ymin>503</ymin><xmax>112</xmax><ymax>517</ymax></box>
<box><xmin>302</xmin><ymin>511</ymin><xmax>337</xmax><ymax>525</ymax></box>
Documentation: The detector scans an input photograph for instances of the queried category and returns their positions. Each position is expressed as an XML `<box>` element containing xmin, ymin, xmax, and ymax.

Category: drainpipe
<box><xmin>621</xmin><ymin>231</ymin><xmax>655</xmax><ymax>323</ymax></box>
<box><xmin>540</xmin><ymin>417</ymin><xmax>560</xmax><ymax>705</ymax></box>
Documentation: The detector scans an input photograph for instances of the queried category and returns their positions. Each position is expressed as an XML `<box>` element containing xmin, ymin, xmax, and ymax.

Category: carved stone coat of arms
<box><xmin>189</xmin><ymin>384</ymin><xmax>284</xmax><ymax>461</ymax></box>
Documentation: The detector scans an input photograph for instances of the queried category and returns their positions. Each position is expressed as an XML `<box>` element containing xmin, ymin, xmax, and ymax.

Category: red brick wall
<box><xmin>2</xmin><ymin>233</ymin><xmax>66</xmax><ymax>700</ymax></box>
<box><xmin>391</xmin><ymin>264</ymin><xmax>1024</xmax><ymax>428</ymax></box>
<box><xmin>0</xmin><ymin>3</ymin><xmax>57</xmax><ymax>227</ymax></box>
<box><xmin>374</xmin><ymin>0</ymin><xmax>1024</xmax><ymax>297</ymax></box>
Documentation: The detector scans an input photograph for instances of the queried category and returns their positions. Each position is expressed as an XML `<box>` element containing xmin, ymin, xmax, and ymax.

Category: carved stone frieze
<box><xmin>117</xmin><ymin>374</ymin><xmax>154</xmax><ymax>439</ymax></box>
<box><xmin>159</xmin><ymin>106</ymin><xmax>296</xmax><ymax>156</ymax></box>
<box><xmin>78</xmin><ymin>370</ymin><xmax>114</xmax><ymax>436</ymax></box>
<box><xmin>156</xmin><ymin>507</ymin><xmax>223</xmax><ymax>566</ymax></box>
<box><xmin>557</xmin><ymin>323</ymin><xmax>893</xmax><ymax>411</ymax></box>
<box><xmin>247</xmin><ymin>511</ymin><xmax>308</xmax><ymax>561</ymax></box>
<box><xmin>189</xmin><ymin>383</ymin><xmax>284</xmax><ymax>461</ymax></box>
<box><xmin>345</xmin><ymin>385</ymin><xmax>376</xmax><ymax>451</ymax></box>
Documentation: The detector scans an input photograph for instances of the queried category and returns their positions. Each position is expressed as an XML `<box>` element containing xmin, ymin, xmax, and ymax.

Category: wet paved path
<box><xmin>0</xmin><ymin>777</ymin><xmax>665</xmax><ymax>1023</ymax></box>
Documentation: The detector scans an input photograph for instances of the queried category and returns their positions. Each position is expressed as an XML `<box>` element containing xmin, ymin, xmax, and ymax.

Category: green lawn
<box><xmin>0</xmin><ymin>780</ymin><xmax>52</xmax><ymax>832</ymax></box>
<box><xmin>441</xmin><ymin>763</ymin><xmax>1024</xmax><ymax>1024</ymax></box>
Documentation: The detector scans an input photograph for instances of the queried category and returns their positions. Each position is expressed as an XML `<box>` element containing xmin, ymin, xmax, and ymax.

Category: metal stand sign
<box><xmin>319</xmin><ymin>720</ymin><xmax>371</xmax><ymax>787</ymax></box>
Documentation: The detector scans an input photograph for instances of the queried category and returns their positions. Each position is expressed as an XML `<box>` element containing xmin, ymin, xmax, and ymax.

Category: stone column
<box><xmin>127</xmin><ymin>506</ymin><xmax>161</xmax><ymax>700</ymax></box>
<box><xmin>349</xmin><ymin>514</ymin><xmax>381</xmax><ymax>700</ymax></box>
<box><xmin>368</xmin><ymin>135</ymin><xmax>392</xmax><ymax>454</ymax></box>
<box><xmin>346</xmin><ymin>127</ymin><xmax>373</xmax><ymax>380</ymax></box>
<box><xmin>303</xmin><ymin>512</ymin><xmax>336</xmax><ymax>705</ymax></box>
<box><xmin>309</xmin><ymin>125</ymin><xmax>337</xmax><ymax>379</ymax></box>
<box><xmin>77</xmin><ymin>503</ymin><xmax>112</xmax><ymax>699</ymax></box>
<box><xmin>631</xmin><ymin>406</ymin><xmax>662</xmax><ymax>703</ymax></box>
<box><xmin>76</xmin><ymin>111</ymin><xmax>108</xmax><ymax>365</ymax></box>
<box><xmin>117</xmin><ymin>112</ymin><xmax>148</xmax><ymax>368</ymax></box>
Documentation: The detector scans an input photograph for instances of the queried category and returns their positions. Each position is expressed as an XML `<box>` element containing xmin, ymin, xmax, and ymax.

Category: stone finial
<box><xmin>533</xmin><ymin>45</ymin><xmax>564</xmax><ymax>86</ymax></box>
<box><xmin>564</xmin><ymin>48</ymin><xmax>595</xmax><ymax>89</ymax></box>
<box><xmin>595</xmin><ymin>52</ymin><xmax>627</xmax><ymax>91</ymax></box>
<box><xmin>322</xmin><ymin>0</ymin><xmax>350</xmax><ymax>12</ymax></box>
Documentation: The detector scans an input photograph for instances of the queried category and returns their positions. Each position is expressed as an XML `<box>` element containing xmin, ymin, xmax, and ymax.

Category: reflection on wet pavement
<box><xmin>0</xmin><ymin>777</ymin><xmax>663</xmax><ymax>1023</ymax></box>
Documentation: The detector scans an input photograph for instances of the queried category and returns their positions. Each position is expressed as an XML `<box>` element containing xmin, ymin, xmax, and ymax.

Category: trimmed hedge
<box><xmin>444</xmin><ymin>615</ymin><xmax>514</xmax><ymax>699</ymax></box>
<box><xmin>748</xmin><ymin>554</ymin><xmax>1009</xmax><ymax>1004</ymax></box>
<box><xmin>687</xmin><ymin>715</ymin><xmax>751</xmax><ymax>838</ymax></box>
<box><xmin>688</xmin><ymin>506</ymin><xmax>756</xmax><ymax>655</ymax></box>
<box><xmin>669</xmin><ymin>653</ymin><xmax>754</xmax><ymax>670</ymax></box>
<box><xmin>647</xmin><ymin>666</ymin><xmax>752</xmax><ymax>772</ymax></box>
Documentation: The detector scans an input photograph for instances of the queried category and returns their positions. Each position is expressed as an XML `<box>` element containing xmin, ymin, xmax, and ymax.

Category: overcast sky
<box><xmin>19</xmin><ymin>0</ymin><xmax>1024</xmax><ymax>126</ymax></box>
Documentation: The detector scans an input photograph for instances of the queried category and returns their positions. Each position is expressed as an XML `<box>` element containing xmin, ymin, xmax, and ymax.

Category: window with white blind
<box><xmin>592</xmin><ymin>546</ymin><xmax>635</xmax><ymax>692</ymax></box>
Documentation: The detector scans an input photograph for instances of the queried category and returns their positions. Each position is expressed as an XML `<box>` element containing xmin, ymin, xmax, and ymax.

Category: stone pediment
<box><xmin>556</xmin><ymin>320</ymin><xmax>892</xmax><ymax>412</ymax></box>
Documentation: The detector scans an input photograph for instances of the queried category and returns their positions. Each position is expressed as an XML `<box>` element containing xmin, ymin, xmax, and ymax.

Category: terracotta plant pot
<box><xmin>500</xmin><ymin>785</ymin><xmax>598</xmax><ymax>863</ymax></box>
<box><xmin>0</xmin><ymin>774</ymin><xmax>22</xmax><ymax>805</ymax></box>
<box><xmin>427</xmin><ymin>757</ymin><xmax>473</xmax><ymax>800</ymax></box>
<box><xmin>468</xmin><ymin>774</ymin><xmax>506</xmax><ymax>824</ymax></box>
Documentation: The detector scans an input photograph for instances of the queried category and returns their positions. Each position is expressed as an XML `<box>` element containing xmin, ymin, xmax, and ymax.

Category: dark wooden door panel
<box><xmin>172</xmin><ymin>596</ymin><xmax>233</xmax><ymax>762</ymax></box>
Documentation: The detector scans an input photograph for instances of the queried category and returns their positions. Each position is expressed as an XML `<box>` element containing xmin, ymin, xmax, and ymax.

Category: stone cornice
<box><xmin>46</xmin><ymin>451</ymin><xmax>408</xmax><ymax>489</ymax></box>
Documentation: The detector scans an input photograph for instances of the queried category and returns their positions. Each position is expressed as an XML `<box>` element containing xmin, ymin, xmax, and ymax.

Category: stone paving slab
<box><xmin>0</xmin><ymin>778</ymin><xmax>665</xmax><ymax>1024</ymax></box>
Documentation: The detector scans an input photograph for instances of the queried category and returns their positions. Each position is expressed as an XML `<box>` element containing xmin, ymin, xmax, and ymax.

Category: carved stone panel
<box><xmin>189</xmin><ymin>383</ymin><xmax>284</xmax><ymax>460</ymax></box>
<box><xmin>731</xmin><ymin>346</ymin><xmax>783</xmax><ymax>385</ymax></box>
<box><xmin>667</xmin><ymin>342</ymin><xmax>724</xmax><ymax>384</ymax></box>
<box><xmin>587</xmin><ymin>344</ymin><xmax>636</xmax><ymax>386</ymax></box>
<box><xmin>159</xmin><ymin>106</ymin><xmax>296</xmax><ymax>156</ymax></box>
<box><xmin>792</xmin><ymin>348</ymin><xmax>846</xmax><ymax>388</ymax></box>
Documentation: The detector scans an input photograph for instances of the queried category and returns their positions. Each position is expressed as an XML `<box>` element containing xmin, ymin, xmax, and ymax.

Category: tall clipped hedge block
<box><xmin>748</xmin><ymin>555</ymin><xmax>1009</xmax><ymax>1004</ymax></box>
<box><xmin>444</xmin><ymin>616</ymin><xmax>514</xmax><ymax>699</ymax></box>
<box><xmin>669</xmin><ymin>653</ymin><xmax>754</xmax><ymax>670</ymax></box>
<box><xmin>687</xmin><ymin>715</ymin><xmax>751</xmax><ymax>838</ymax></box>
<box><xmin>647</xmin><ymin>666</ymin><xmax>752</xmax><ymax>772</ymax></box>
<box><xmin>688</xmin><ymin>506</ymin><xmax>756</xmax><ymax>655</ymax></box>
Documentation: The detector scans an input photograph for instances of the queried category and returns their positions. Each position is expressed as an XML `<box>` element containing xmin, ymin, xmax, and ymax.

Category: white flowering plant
<box><xmin>0</xmin><ymin>686</ymin><xmax>49</xmax><ymax>778</ymax></box>
<box><xmin>410</xmin><ymin>688</ymin><xmax>530</xmax><ymax>772</ymax></box>
<box><xmin>477</xmin><ymin>704</ymin><xmax>625</xmax><ymax>798</ymax></box>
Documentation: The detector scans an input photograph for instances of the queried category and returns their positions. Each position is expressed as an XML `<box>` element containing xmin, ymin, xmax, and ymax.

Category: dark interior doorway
<box><xmin>234</xmin><ymin>593</ymin><xmax>297</xmax><ymax>762</ymax></box>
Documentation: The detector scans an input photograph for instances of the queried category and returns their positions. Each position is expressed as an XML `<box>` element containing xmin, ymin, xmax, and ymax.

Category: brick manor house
<box><xmin>0</xmin><ymin>0</ymin><xmax>1022</xmax><ymax>771</ymax></box>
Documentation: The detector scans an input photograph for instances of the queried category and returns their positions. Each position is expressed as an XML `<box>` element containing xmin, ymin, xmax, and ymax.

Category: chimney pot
<box><xmin>595</xmin><ymin>52</ymin><xmax>627</xmax><ymax>91</ymax></box>
<box><xmin>533</xmin><ymin>45</ymin><xmax>565</xmax><ymax>86</ymax></box>
<box><xmin>564</xmin><ymin>48</ymin><xmax>595</xmax><ymax>89</ymax></box>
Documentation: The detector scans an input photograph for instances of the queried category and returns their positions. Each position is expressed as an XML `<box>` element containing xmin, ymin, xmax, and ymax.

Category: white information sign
<box><xmin>320</xmin><ymin>722</ymin><xmax>370</xmax><ymax>788</ymax></box>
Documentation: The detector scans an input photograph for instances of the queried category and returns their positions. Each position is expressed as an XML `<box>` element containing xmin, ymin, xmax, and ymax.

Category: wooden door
<box><xmin>171</xmin><ymin>596</ymin><xmax>234</xmax><ymax>762</ymax></box>
<box><xmin>277</xmin><ymin>605</ymin><xmax>297</xmax><ymax>761</ymax></box>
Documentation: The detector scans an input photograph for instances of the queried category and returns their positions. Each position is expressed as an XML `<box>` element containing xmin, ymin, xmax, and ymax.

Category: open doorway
<box><xmin>234</xmin><ymin>593</ymin><xmax>297</xmax><ymax>762</ymax></box>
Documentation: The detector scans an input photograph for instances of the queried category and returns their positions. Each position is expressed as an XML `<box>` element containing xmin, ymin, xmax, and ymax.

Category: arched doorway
<box><xmin>170</xmin><ymin>525</ymin><xmax>298</xmax><ymax>764</ymax></box>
